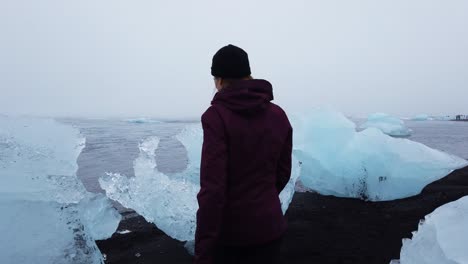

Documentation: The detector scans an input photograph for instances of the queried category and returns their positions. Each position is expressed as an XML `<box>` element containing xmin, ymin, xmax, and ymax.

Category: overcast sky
<box><xmin>1</xmin><ymin>0</ymin><xmax>467</xmax><ymax>119</ymax></box>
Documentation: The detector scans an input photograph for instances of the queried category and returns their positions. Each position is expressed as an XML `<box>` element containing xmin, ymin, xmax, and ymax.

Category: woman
<box><xmin>195</xmin><ymin>44</ymin><xmax>293</xmax><ymax>264</ymax></box>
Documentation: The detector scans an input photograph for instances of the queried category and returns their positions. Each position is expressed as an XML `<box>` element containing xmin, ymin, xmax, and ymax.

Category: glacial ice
<box><xmin>412</xmin><ymin>114</ymin><xmax>432</xmax><ymax>121</ymax></box>
<box><xmin>394</xmin><ymin>196</ymin><xmax>468</xmax><ymax>264</ymax></box>
<box><xmin>432</xmin><ymin>115</ymin><xmax>454</xmax><ymax>121</ymax></box>
<box><xmin>0</xmin><ymin>116</ymin><xmax>121</xmax><ymax>264</ymax></box>
<box><xmin>292</xmin><ymin>110</ymin><xmax>468</xmax><ymax>201</ymax></box>
<box><xmin>78</xmin><ymin>193</ymin><xmax>122</xmax><ymax>241</ymax></box>
<box><xmin>100</xmin><ymin>124</ymin><xmax>302</xmax><ymax>242</ymax></box>
<box><xmin>359</xmin><ymin>113</ymin><xmax>412</xmax><ymax>137</ymax></box>
<box><xmin>100</xmin><ymin>136</ymin><xmax>199</xmax><ymax>242</ymax></box>
<box><xmin>126</xmin><ymin>117</ymin><xmax>163</xmax><ymax>124</ymax></box>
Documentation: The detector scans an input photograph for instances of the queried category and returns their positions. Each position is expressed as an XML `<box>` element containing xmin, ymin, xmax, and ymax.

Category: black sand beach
<box><xmin>97</xmin><ymin>166</ymin><xmax>468</xmax><ymax>264</ymax></box>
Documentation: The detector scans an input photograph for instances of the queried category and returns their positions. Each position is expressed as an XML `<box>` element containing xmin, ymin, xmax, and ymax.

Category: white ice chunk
<box><xmin>395</xmin><ymin>196</ymin><xmax>468</xmax><ymax>264</ymax></box>
<box><xmin>0</xmin><ymin>116</ymin><xmax>121</xmax><ymax>264</ymax></box>
<box><xmin>432</xmin><ymin>116</ymin><xmax>454</xmax><ymax>121</ymax></box>
<box><xmin>100</xmin><ymin>137</ymin><xmax>199</xmax><ymax>241</ymax></box>
<box><xmin>412</xmin><ymin>114</ymin><xmax>432</xmax><ymax>121</ymax></box>
<box><xmin>279</xmin><ymin>155</ymin><xmax>302</xmax><ymax>213</ymax></box>
<box><xmin>359</xmin><ymin>113</ymin><xmax>412</xmax><ymax>137</ymax></box>
<box><xmin>184</xmin><ymin>240</ymin><xmax>196</xmax><ymax>256</ymax></box>
<box><xmin>100</xmin><ymin>124</ymin><xmax>301</xmax><ymax>242</ymax></box>
<box><xmin>293</xmin><ymin>109</ymin><xmax>468</xmax><ymax>201</ymax></box>
<box><xmin>174</xmin><ymin>124</ymin><xmax>203</xmax><ymax>184</ymax></box>
<box><xmin>125</xmin><ymin>117</ymin><xmax>163</xmax><ymax>124</ymax></box>
<box><xmin>78</xmin><ymin>193</ymin><xmax>122</xmax><ymax>241</ymax></box>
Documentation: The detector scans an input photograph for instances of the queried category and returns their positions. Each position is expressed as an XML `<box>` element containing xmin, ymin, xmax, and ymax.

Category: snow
<box><xmin>0</xmin><ymin>116</ymin><xmax>121</xmax><ymax>264</ymax></box>
<box><xmin>292</xmin><ymin>109</ymin><xmax>468</xmax><ymax>201</ymax></box>
<box><xmin>359</xmin><ymin>113</ymin><xmax>412</xmax><ymax>137</ymax></box>
<box><xmin>395</xmin><ymin>196</ymin><xmax>468</xmax><ymax>264</ymax></box>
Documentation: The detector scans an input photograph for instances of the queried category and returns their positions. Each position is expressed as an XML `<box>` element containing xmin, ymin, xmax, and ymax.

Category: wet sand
<box><xmin>97</xmin><ymin>166</ymin><xmax>468</xmax><ymax>264</ymax></box>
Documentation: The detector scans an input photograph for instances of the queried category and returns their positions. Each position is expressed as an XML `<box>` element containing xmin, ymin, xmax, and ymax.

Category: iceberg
<box><xmin>0</xmin><ymin>116</ymin><xmax>121</xmax><ymax>264</ymax></box>
<box><xmin>100</xmin><ymin>124</ymin><xmax>302</xmax><ymax>242</ymax></box>
<box><xmin>395</xmin><ymin>196</ymin><xmax>468</xmax><ymax>264</ymax></box>
<box><xmin>412</xmin><ymin>114</ymin><xmax>432</xmax><ymax>121</ymax></box>
<box><xmin>125</xmin><ymin>117</ymin><xmax>163</xmax><ymax>124</ymax></box>
<box><xmin>78</xmin><ymin>193</ymin><xmax>122</xmax><ymax>241</ymax></box>
<box><xmin>359</xmin><ymin>113</ymin><xmax>412</xmax><ymax>137</ymax></box>
<box><xmin>100</xmin><ymin>136</ymin><xmax>199</xmax><ymax>242</ymax></box>
<box><xmin>292</xmin><ymin>110</ymin><xmax>468</xmax><ymax>201</ymax></box>
<box><xmin>432</xmin><ymin>115</ymin><xmax>453</xmax><ymax>121</ymax></box>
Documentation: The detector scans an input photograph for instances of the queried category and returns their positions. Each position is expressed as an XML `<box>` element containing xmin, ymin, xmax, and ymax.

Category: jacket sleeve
<box><xmin>276</xmin><ymin>124</ymin><xmax>292</xmax><ymax>193</ymax></box>
<box><xmin>194</xmin><ymin>107</ymin><xmax>228</xmax><ymax>264</ymax></box>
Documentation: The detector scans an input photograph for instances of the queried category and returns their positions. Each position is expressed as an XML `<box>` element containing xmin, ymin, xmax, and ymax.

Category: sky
<box><xmin>0</xmin><ymin>0</ymin><xmax>467</xmax><ymax>119</ymax></box>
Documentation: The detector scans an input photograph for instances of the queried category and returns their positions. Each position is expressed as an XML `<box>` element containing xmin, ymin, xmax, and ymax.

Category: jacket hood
<box><xmin>212</xmin><ymin>79</ymin><xmax>274</xmax><ymax>114</ymax></box>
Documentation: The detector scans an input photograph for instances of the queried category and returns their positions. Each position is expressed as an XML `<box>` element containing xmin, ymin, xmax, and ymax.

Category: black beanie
<box><xmin>211</xmin><ymin>44</ymin><xmax>251</xmax><ymax>78</ymax></box>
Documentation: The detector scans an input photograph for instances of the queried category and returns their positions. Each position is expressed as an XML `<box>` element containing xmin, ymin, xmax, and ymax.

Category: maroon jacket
<box><xmin>194</xmin><ymin>79</ymin><xmax>293</xmax><ymax>264</ymax></box>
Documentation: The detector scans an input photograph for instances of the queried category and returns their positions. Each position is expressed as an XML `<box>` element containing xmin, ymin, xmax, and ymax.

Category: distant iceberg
<box><xmin>394</xmin><ymin>196</ymin><xmax>468</xmax><ymax>264</ymax></box>
<box><xmin>432</xmin><ymin>115</ymin><xmax>454</xmax><ymax>121</ymax></box>
<box><xmin>0</xmin><ymin>117</ymin><xmax>121</xmax><ymax>264</ymax></box>
<box><xmin>412</xmin><ymin>114</ymin><xmax>432</xmax><ymax>121</ymax></box>
<box><xmin>293</xmin><ymin>110</ymin><xmax>467</xmax><ymax>201</ymax></box>
<box><xmin>125</xmin><ymin>117</ymin><xmax>163</xmax><ymax>124</ymax></box>
<box><xmin>359</xmin><ymin>113</ymin><xmax>412</xmax><ymax>137</ymax></box>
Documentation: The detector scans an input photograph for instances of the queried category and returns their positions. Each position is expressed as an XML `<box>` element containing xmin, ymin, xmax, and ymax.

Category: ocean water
<box><xmin>402</xmin><ymin>120</ymin><xmax>468</xmax><ymax>159</ymax></box>
<box><xmin>60</xmin><ymin>118</ymin><xmax>468</xmax><ymax>197</ymax></box>
<box><xmin>60</xmin><ymin>119</ymin><xmax>191</xmax><ymax>194</ymax></box>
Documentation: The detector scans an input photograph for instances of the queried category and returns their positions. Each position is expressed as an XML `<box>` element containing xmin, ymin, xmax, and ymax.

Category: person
<box><xmin>194</xmin><ymin>44</ymin><xmax>293</xmax><ymax>264</ymax></box>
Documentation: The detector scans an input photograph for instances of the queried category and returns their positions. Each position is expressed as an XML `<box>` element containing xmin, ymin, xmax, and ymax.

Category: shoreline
<box><xmin>97</xmin><ymin>166</ymin><xmax>468</xmax><ymax>264</ymax></box>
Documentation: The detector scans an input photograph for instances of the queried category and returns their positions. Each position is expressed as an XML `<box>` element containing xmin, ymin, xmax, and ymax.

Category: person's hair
<box><xmin>216</xmin><ymin>75</ymin><xmax>253</xmax><ymax>89</ymax></box>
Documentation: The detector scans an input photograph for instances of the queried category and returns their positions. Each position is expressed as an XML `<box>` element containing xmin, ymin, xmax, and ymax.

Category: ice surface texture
<box><xmin>395</xmin><ymin>196</ymin><xmax>468</xmax><ymax>264</ymax></box>
<box><xmin>292</xmin><ymin>110</ymin><xmax>467</xmax><ymax>201</ymax></box>
<box><xmin>359</xmin><ymin>113</ymin><xmax>412</xmax><ymax>137</ymax></box>
<box><xmin>100</xmin><ymin>124</ymin><xmax>302</xmax><ymax>242</ymax></box>
<box><xmin>0</xmin><ymin>116</ymin><xmax>121</xmax><ymax>264</ymax></box>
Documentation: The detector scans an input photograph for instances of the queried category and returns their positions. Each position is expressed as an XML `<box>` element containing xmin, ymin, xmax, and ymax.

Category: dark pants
<box><xmin>214</xmin><ymin>237</ymin><xmax>283</xmax><ymax>264</ymax></box>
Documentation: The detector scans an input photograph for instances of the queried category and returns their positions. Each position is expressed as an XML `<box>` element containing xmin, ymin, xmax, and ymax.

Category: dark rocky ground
<box><xmin>97</xmin><ymin>166</ymin><xmax>468</xmax><ymax>264</ymax></box>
